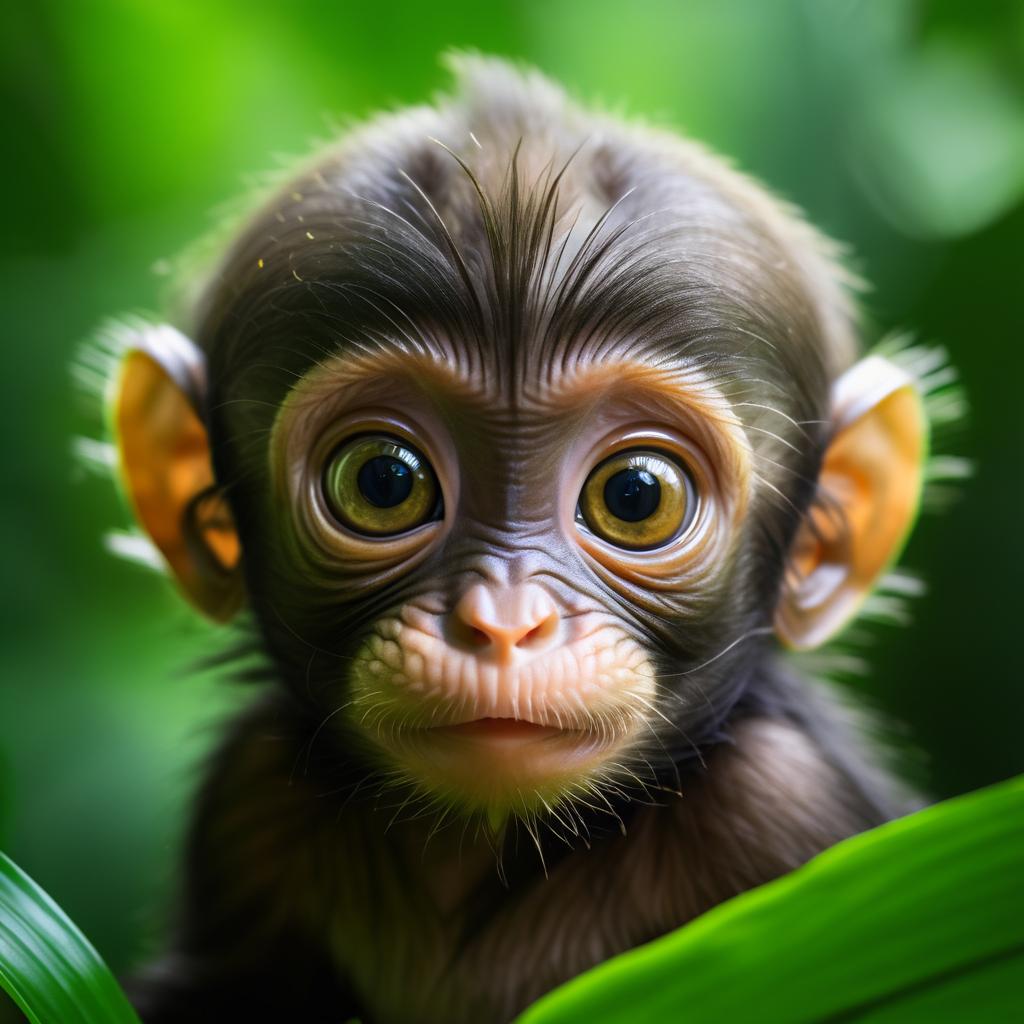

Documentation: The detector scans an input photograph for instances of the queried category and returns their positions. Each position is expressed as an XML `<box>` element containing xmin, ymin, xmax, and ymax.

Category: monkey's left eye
<box><xmin>322</xmin><ymin>435</ymin><xmax>441</xmax><ymax>536</ymax></box>
<box><xmin>577</xmin><ymin>449</ymin><xmax>696</xmax><ymax>550</ymax></box>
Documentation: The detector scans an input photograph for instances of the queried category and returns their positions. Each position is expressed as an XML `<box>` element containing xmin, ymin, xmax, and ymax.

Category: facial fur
<box><xmin>184</xmin><ymin>58</ymin><xmax>854</xmax><ymax>832</ymax></box>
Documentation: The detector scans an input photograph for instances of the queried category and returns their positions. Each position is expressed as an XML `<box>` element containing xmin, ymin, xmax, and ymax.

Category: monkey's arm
<box><xmin>126</xmin><ymin>697</ymin><xmax>365</xmax><ymax>1024</ymax></box>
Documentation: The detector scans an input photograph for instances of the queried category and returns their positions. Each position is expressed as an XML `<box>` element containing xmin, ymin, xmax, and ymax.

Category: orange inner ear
<box><xmin>820</xmin><ymin>385</ymin><xmax>924</xmax><ymax>593</ymax></box>
<box><xmin>776</xmin><ymin>377</ymin><xmax>926</xmax><ymax>651</ymax></box>
<box><xmin>116</xmin><ymin>350</ymin><xmax>241</xmax><ymax>621</ymax></box>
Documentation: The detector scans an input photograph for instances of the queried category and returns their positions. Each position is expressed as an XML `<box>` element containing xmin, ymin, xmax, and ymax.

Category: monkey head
<box><xmin>110</xmin><ymin>59</ymin><xmax>928</xmax><ymax>829</ymax></box>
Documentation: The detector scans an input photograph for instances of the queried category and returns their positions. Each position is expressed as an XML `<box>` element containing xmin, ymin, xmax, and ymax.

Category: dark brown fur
<box><xmin>125</xmin><ymin>57</ymin><xmax>919</xmax><ymax>1023</ymax></box>
<box><xmin>130</xmin><ymin>667</ymin><xmax>905</xmax><ymax>1024</ymax></box>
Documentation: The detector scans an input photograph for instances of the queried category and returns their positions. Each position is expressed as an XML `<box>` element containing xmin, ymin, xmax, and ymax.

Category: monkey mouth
<box><xmin>347</xmin><ymin>648</ymin><xmax>657</xmax><ymax>809</ymax></box>
<box><xmin>430</xmin><ymin>717</ymin><xmax>569</xmax><ymax>742</ymax></box>
<box><xmin>389</xmin><ymin>714</ymin><xmax>614</xmax><ymax>805</ymax></box>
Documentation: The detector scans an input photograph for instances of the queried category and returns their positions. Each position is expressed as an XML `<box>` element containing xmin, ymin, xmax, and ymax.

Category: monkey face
<box><xmin>109</xmin><ymin>59</ymin><xmax>932</xmax><ymax>841</ymax></box>
<box><xmin>178</xmin><ymin>118</ymin><xmax>840</xmax><ymax>826</ymax></box>
<box><xmin>265</xmin><ymin>344</ymin><xmax>753</xmax><ymax>816</ymax></box>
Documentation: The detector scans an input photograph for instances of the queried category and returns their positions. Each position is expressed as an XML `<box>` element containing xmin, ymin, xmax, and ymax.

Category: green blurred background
<box><xmin>1</xmin><ymin>0</ymin><xmax>1022</xmax><ymax>978</ymax></box>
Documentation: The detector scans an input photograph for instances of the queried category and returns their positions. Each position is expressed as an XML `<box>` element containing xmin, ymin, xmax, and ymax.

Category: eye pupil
<box><xmin>604</xmin><ymin>468</ymin><xmax>661</xmax><ymax>522</ymax></box>
<box><xmin>357</xmin><ymin>455</ymin><xmax>414</xmax><ymax>508</ymax></box>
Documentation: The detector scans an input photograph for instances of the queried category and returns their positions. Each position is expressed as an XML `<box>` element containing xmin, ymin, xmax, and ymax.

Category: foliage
<box><xmin>0</xmin><ymin>853</ymin><xmax>140</xmax><ymax>1024</ymax></box>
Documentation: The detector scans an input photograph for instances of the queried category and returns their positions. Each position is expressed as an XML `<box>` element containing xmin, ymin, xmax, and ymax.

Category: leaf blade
<box><xmin>0</xmin><ymin>852</ymin><xmax>141</xmax><ymax>1024</ymax></box>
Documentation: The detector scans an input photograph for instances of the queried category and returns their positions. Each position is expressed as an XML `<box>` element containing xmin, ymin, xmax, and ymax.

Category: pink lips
<box><xmin>434</xmin><ymin>718</ymin><xmax>560</xmax><ymax>739</ymax></box>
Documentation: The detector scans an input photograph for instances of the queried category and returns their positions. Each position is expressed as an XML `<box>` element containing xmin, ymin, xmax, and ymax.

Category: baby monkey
<box><xmin>110</xmin><ymin>57</ymin><xmax>935</xmax><ymax>1023</ymax></box>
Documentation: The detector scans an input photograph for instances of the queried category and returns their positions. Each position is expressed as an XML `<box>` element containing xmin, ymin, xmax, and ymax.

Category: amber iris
<box><xmin>323</xmin><ymin>435</ymin><xmax>439</xmax><ymax>536</ymax></box>
<box><xmin>579</xmin><ymin>450</ymin><xmax>696</xmax><ymax>550</ymax></box>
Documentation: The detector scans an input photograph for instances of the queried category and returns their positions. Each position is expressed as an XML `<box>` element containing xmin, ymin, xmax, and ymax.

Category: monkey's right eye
<box><xmin>322</xmin><ymin>435</ymin><xmax>441</xmax><ymax>536</ymax></box>
<box><xmin>577</xmin><ymin>449</ymin><xmax>697</xmax><ymax>550</ymax></box>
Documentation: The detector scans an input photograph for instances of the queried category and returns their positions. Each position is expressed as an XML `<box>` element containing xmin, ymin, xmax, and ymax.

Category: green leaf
<box><xmin>0</xmin><ymin>852</ymin><xmax>141</xmax><ymax>1024</ymax></box>
<box><xmin>518</xmin><ymin>775</ymin><xmax>1024</xmax><ymax>1023</ymax></box>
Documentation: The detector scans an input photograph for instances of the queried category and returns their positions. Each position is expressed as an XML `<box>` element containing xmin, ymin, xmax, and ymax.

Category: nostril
<box><xmin>448</xmin><ymin>615</ymin><xmax>494</xmax><ymax>650</ymax></box>
<box><xmin>516</xmin><ymin>614</ymin><xmax>558</xmax><ymax>649</ymax></box>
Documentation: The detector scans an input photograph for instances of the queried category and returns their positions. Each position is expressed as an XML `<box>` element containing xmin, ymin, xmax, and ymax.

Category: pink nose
<box><xmin>452</xmin><ymin>584</ymin><xmax>561</xmax><ymax>663</ymax></box>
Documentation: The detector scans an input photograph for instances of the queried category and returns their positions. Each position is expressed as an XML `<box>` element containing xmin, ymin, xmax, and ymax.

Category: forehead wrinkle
<box><xmin>287</xmin><ymin>337</ymin><xmax>745</xmax><ymax>452</ymax></box>
<box><xmin>289</xmin><ymin>341</ymin><xmax>498</xmax><ymax>413</ymax></box>
<box><xmin>522</xmin><ymin>356</ymin><xmax>741</xmax><ymax>426</ymax></box>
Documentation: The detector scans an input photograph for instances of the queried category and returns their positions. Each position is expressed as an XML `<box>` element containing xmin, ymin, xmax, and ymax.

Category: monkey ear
<box><xmin>112</xmin><ymin>325</ymin><xmax>243</xmax><ymax>622</ymax></box>
<box><xmin>775</xmin><ymin>355</ymin><xmax>928</xmax><ymax>651</ymax></box>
